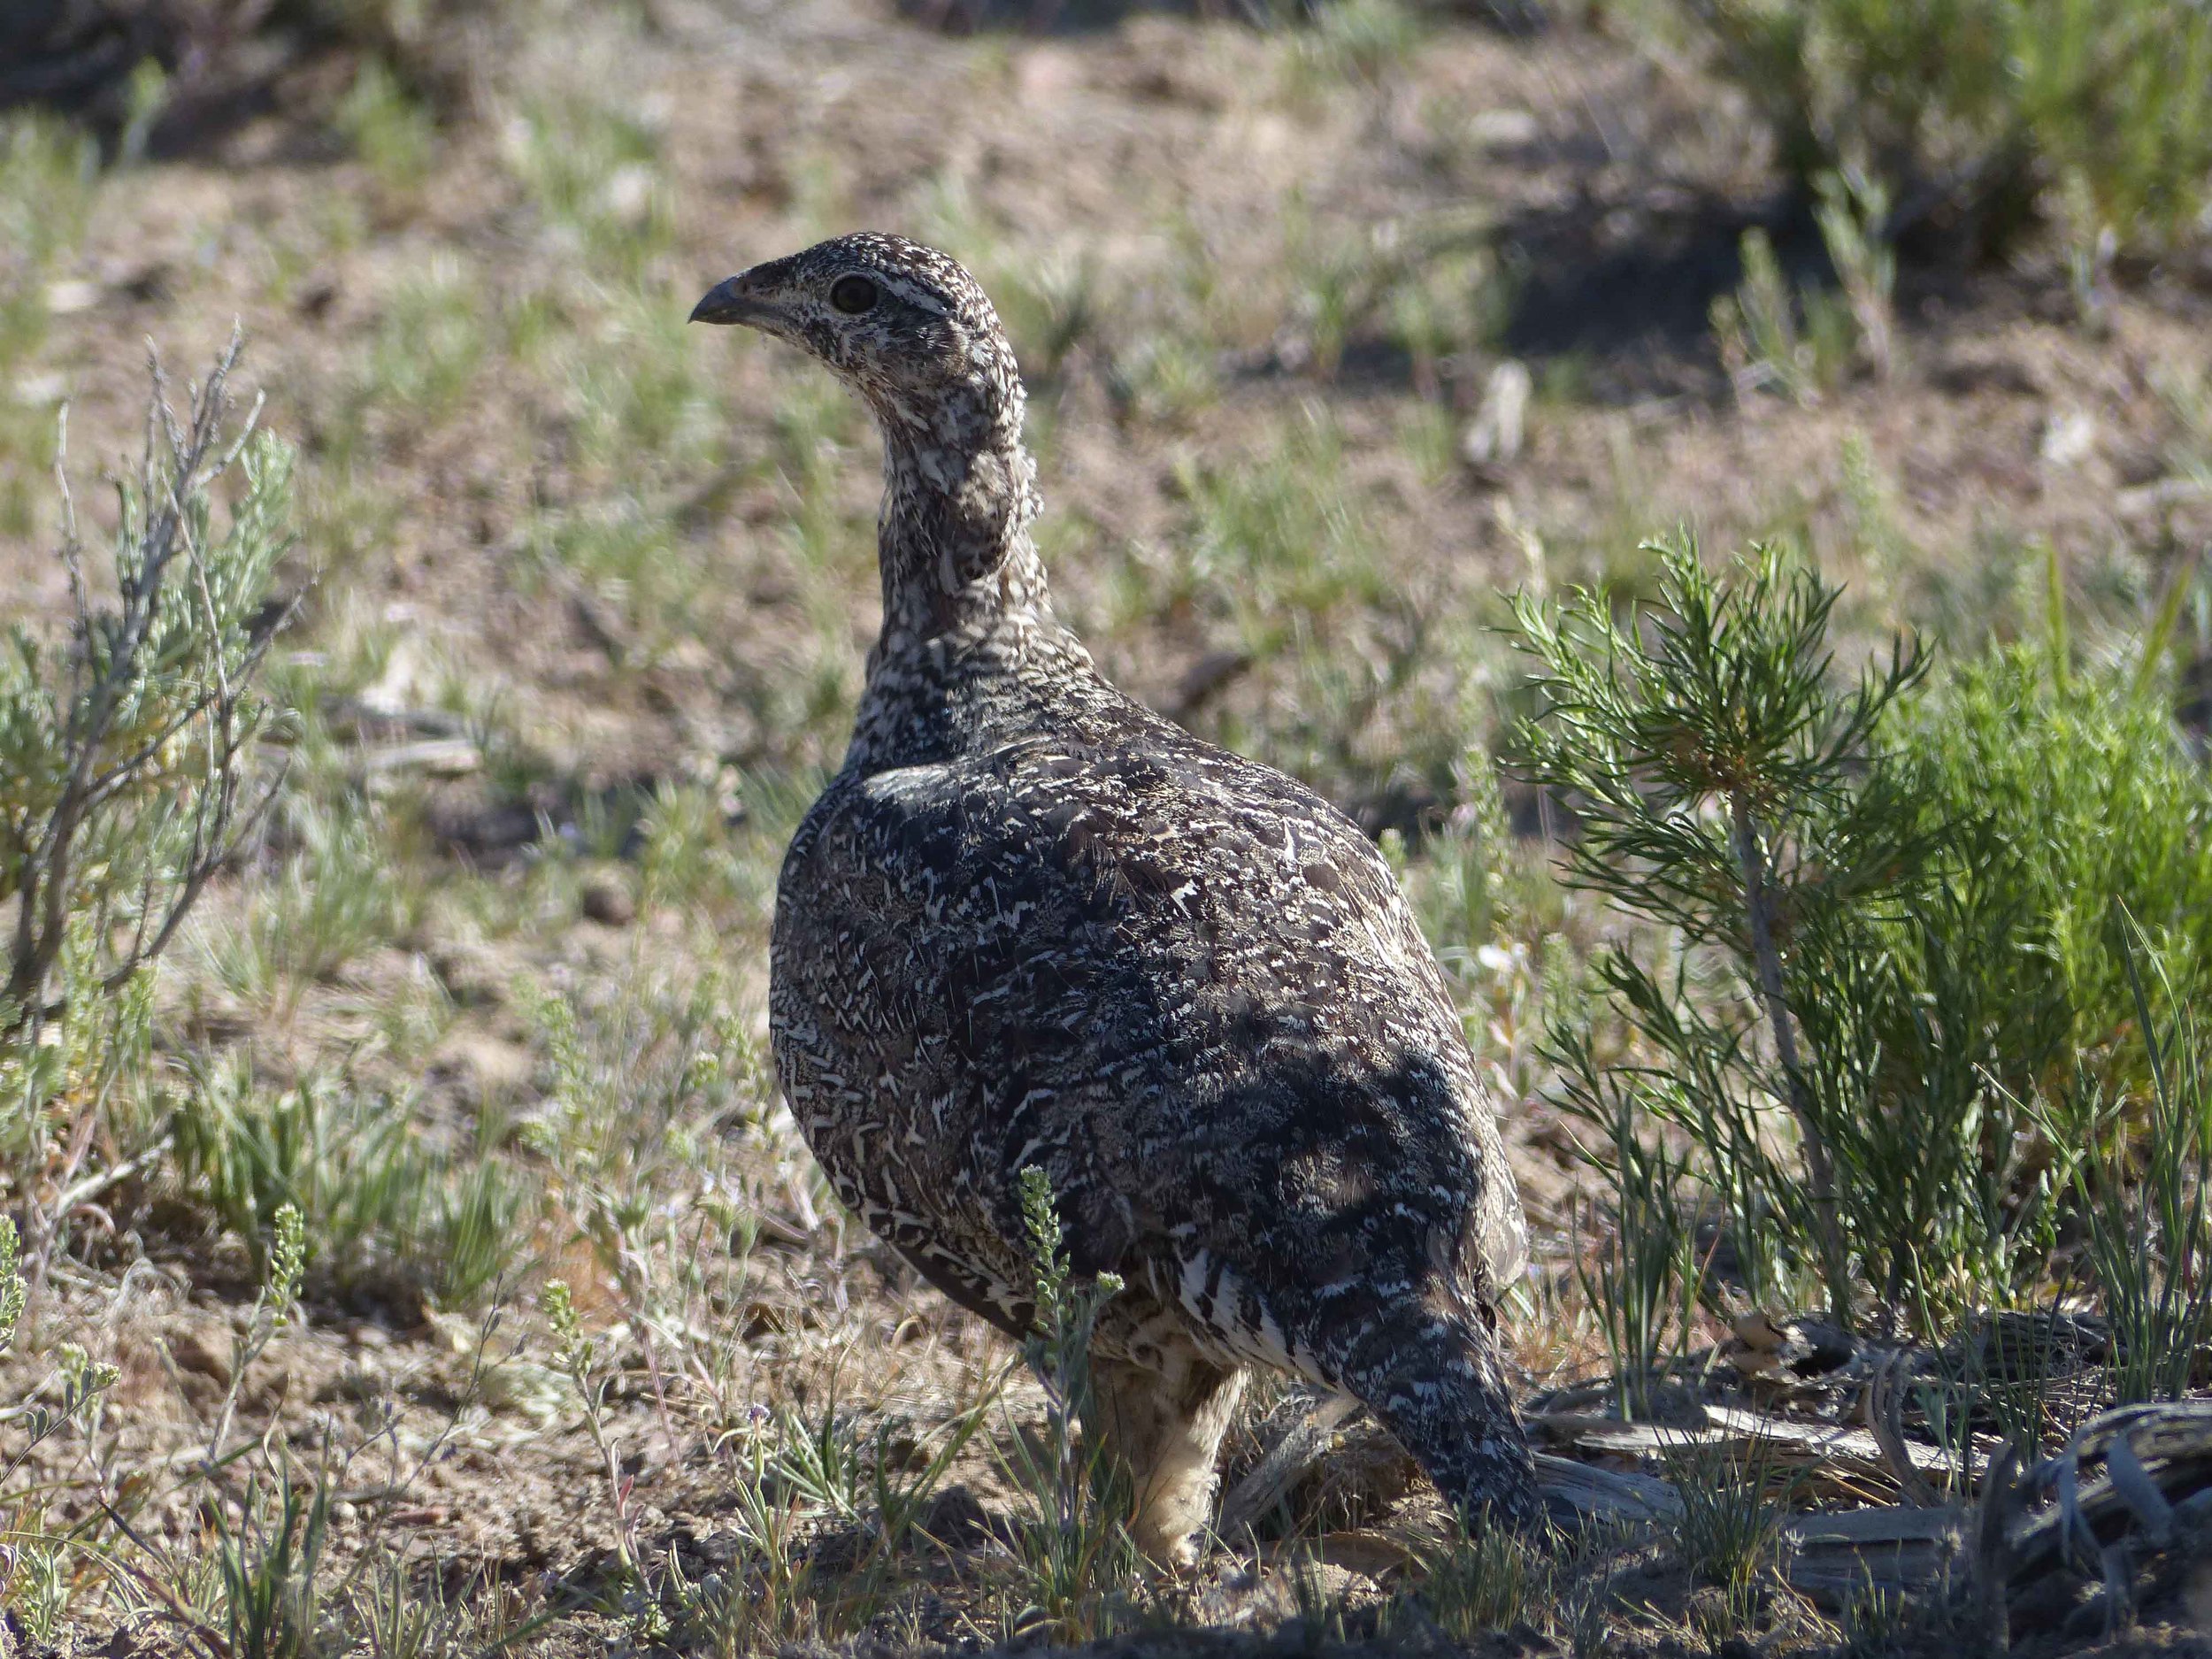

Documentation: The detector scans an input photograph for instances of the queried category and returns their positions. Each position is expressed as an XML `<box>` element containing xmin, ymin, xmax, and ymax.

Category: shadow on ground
<box><xmin>1494</xmin><ymin>194</ymin><xmax>1827</xmax><ymax>398</ymax></box>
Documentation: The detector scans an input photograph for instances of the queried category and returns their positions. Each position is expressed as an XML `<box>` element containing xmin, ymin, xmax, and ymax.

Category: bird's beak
<box><xmin>689</xmin><ymin>273</ymin><xmax>776</xmax><ymax>327</ymax></box>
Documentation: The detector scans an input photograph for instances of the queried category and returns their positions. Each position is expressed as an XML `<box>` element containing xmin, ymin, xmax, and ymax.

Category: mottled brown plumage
<box><xmin>693</xmin><ymin>234</ymin><xmax>1540</xmax><ymax>1557</ymax></box>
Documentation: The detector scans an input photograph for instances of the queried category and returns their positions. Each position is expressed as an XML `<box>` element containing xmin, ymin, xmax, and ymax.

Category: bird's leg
<box><xmin>1087</xmin><ymin>1352</ymin><xmax>1245</xmax><ymax>1566</ymax></box>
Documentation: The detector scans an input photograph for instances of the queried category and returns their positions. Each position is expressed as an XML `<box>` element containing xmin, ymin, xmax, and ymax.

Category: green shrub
<box><xmin>1712</xmin><ymin>171</ymin><xmax>1893</xmax><ymax>403</ymax></box>
<box><xmin>171</xmin><ymin>1056</ymin><xmax>529</xmax><ymax>1306</ymax></box>
<box><xmin>1891</xmin><ymin>643</ymin><xmax>2212</xmax><ymax>1087</ymax></box>
<box><xmin>0</xmin><ymin>114</ymin><xmax>96</xmax><ymax>370</ymax></box>
<box><xmin>2</xmin><ymin>344</ymin><xmax>292</xmax><ymax>1019</ymax></box>
<box><xmin>336</xmin><ymin>56</ymin><xmax>436</xmax><ymax>192</ymax></box>
<box><xmin>2043</xmin><ymin>946</ymin><xmax>2212</xmax><ymax>1404</ymax></box>
<box><xmin>2</xmin><ymin>341</ymin><xmax>293</xmax><ymax>1291</ymax></box>
<box><xmin>997</xmin><ymin>1165</ymin><xmax>1137</xmax><ymax>1641</ymax></box>
<box><xmin>1512</xmin><ymin>538</ymin><xmax>1925</xmax><ymax>1325</ymax></box>
<box><xmin>204</xmin><ymin>795</ymin><xmax>417</xmax><ymax>1018</ymax></box>
<box><xmin>0</xmin><ymin>115</ymin><xmax>97</xmax><ymax>535</ymax></box>
<box><xmin>1683</xmin><ymin>0</ymin><xmax>2212</xmax><ymax>250</ymax></box>
<box><xmin>1512</xmin><ymin>537</ymin><xmax>2212</xmax><ymax>1340</ymax></box>
<box><xmin>1414</xmin><ymin>1525</ymin><xmax>1548</xmax><ymax>1640</ymax></box>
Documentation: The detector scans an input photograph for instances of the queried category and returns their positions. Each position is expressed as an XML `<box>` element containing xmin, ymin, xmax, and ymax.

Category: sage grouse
<box><xmin>693</xmin><ymin>234</ymin><xmax>1540</xmax><ymax>1557</ymax></box>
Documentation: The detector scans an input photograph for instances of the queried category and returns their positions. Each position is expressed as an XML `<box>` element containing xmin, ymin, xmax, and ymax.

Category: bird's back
<box><xmin>770</xmin><ymin>659</ymin><xmax>1526</xmax><ymax>1351</ymax></box>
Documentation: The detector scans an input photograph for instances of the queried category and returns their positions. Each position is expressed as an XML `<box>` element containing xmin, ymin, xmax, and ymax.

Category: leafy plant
<box><xmin>204</xmin><ymin>1456</ymin><xmax>343</xmax><ymax>1659</ymax></box>
<box><xmin>205</xmin><ymin>1203</ymin><xmax>306</xmax><ymax>1465</ymax></box>
<box><xmin>2</xmin><ymin>339</ymin><xmax>295</xmax><ymax>1313</ymax></box>
<box><xmin>1513</xmin><ymin>537</ymin><xmax>1926</xmax><ymax>1326</ymax></box>
<box><xmin>1667</xmin><ymin>1433</ymin><xmax>1790</xmax><ymax>1598</ymax></box>
<box><xmin>1514</xmin><ymin>535</ymin><xmax>2212</xmax><ymax>1349</ymax></box>
<box><xmin>341</xmin><ymin>1550</ymin><xmax>534</xmax><ymax>1659</ymax></box>
<box><xmin>1415</xmin><ymin>1523</ymin><xmax>1548</xmax><ymax>1639</ymax></box>
<box><xmin>0</xmin><ymin>1217</ymin><xmax>22</xmax><ymax>1356</ymax></box>
<box><xmin>2051</xmin><ymin>941</ymin><xmax>2212</xmax><ymax>1404</ymax></box>
<box><xmin>171</xmin><ymin>1058</ymin><xmax>528</xmax><ymax>1305</ymax></box>
<box><xmin>1564</xmin><ymin>1072</ymin><xmax>1701</xmax><ymax>1418</ymax></box>
<box><xmin>1887</xmin><ymin>639</ymin><xmax>2212</xmax><ymax>1091</ymax></box>
<box><xmin>1680</xmin><ymin>0</ymin><xmax>2212</xmax><ymax>252</ymax></box>
<box><xmin>997</xmin><ymin>1164</ymin><xmax>1138</xmax><ymax>1641</ymax></box>
<box><xmin>1711</xmin><ymin>228</ymin><xmax>1820</xmax><ymax>405</ymax></box>
<box><xmin>3</xmin><ymin>338</ymin><xmax>294</xmax><ymax>1029</ymax></box>
<box><xmin>1710</xmin><ymin>203</ymin><xmax>1883</xmax><ymax>406</ymax></box>
<box><xmin>0</xmin><ymin>1216</ymin><xmax>120</xmax><ymax>1638</ymax></box>
<box><xmin>203</xmin><ymin>795</ymin><xmax>416</xmax><ymax>1018</ymax></box>
<box><xmin>1813</xmin><ymin>168</ymin><xmax>1896</xmax><ymax>380</ymax></box>
<box><xmin>337</xmin><ymin>56</ymin><xmax>437</xmax><ymax>194</ymax></box>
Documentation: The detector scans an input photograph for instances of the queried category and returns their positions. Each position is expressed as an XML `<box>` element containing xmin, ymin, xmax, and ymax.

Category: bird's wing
<box><xmin>771</xmin><ymin>726</ymin><xmax>1526</xmax><ymax>1343</ymax></box>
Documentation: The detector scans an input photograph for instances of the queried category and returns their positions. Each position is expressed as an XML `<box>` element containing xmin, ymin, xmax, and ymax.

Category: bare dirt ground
<box><xmin>5</xmin><ymin>0</ymin><xmax>2212</xmax><ymax>1653</ymax></box>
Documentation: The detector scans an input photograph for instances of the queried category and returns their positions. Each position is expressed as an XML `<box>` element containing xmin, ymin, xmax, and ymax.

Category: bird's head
<box><xmin>690</xmin><ymin>233</ymin><xmax>1020</xmax><ymax>430</ymax></box>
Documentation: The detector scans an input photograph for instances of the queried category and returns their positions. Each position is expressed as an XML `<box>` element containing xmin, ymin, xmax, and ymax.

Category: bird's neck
<box><xmin>843</xmin><ymin>378</ymin><xmax>1106</xmax><ymax>772</ymax></box>
<box><xmin>871</xmin><ymin>378</ymin><xmax>1049</xmax><ymax>649</ymax></box>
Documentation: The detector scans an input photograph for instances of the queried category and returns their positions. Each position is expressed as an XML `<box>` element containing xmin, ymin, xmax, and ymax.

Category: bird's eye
<box><xmin>829</xmin><ymin>275</ymin><xmax>879</xmax><ymax>315</ymax></box>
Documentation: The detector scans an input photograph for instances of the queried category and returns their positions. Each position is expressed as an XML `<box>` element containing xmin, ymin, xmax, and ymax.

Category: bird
<box><xmin>691</xmin><ymin>233</ymin><xmax>1540</xmax><ymax>1561</ymax></box>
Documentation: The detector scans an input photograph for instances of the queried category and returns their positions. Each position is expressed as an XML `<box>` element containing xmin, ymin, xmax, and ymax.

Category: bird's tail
<box><xmin>1310</xmin><ymin>1302</ymin><xmax>1544</xmax><ymax>1535</ymax></box>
